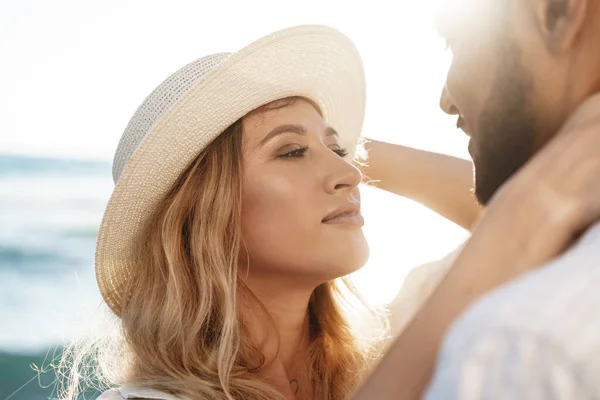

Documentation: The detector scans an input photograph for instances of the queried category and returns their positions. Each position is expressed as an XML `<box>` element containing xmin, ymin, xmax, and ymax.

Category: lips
<box><xmin>322</xmin><ymin>203</ymin><xmax>364</xmax><ymax>226</ymax></box>
<box><xmin>457</xmin><ymin>115</ymin><xmax>471</xmax><ymax>137</ymax></box>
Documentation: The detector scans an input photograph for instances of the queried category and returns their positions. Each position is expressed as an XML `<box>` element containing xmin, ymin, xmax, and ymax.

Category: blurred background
<box><xmin>0</xmin><ymin>0</ymin><xmax>469</xmax><ymax>398</ymax></box>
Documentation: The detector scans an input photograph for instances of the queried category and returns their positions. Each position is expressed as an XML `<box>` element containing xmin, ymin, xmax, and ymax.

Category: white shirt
<box><xmin>425</xmin><ymin>221</ymin><xmax>600</xmax><ymax>399</ymax></box>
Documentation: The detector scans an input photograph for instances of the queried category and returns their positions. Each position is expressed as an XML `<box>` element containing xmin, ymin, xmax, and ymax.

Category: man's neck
<box><xmin>560</xmin><ymin>91</ymin><xmax>600</xmax><ymax>133</ymax></box>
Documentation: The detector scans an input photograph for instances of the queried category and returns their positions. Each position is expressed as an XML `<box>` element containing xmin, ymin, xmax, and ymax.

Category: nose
<box><xmin>440</xmin><ymin>85</ymin><xmax>459</xmax><ymax>116</ymax></box>
<box><xmin>324</xmin><ymin>154</ymin><xmax>362</xmax><ymax>195</ymax></box>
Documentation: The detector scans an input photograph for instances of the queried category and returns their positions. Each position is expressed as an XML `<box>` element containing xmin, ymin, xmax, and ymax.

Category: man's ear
<box><xmin>532</xmin><ymin>0</ymin><xmax>588</xmax><ymax>51</ymax></box>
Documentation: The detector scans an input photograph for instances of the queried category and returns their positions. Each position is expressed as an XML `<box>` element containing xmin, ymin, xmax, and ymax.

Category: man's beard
<box><xmin>472</xmin><ymin>39</ymin><xmax>536</xmax><ymax>205</ymax></box>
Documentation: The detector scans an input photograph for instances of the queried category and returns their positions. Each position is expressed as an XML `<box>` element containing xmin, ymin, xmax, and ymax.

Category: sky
<box><xmin>0</xmin><ymin>0</ymin><xmax>468</xmax><ymax>160</ymax></box>
<box><xmin>1</xmin><ymin>0</ymin><xmax>471</xmax><ymax>305</ymax></box>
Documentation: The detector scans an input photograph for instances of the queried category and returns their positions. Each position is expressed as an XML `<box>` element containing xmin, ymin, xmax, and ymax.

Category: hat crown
<box><xmin>112</xmin><ymin>52</ymin><xmax>231</xmax><ymax>184</ymax></box>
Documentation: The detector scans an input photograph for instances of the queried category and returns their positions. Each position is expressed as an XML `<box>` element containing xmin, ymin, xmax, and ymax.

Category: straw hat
<box><xmin>95</xmin><ymin>25</ymin><xmax>366</xmax><ymax>316</ymax></box>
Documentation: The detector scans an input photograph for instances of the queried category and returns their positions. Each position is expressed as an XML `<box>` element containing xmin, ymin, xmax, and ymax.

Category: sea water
<box><xmin>0</xmin><ymin>154</ymin><xmax>111</xmax><ymax>399</ymax></box>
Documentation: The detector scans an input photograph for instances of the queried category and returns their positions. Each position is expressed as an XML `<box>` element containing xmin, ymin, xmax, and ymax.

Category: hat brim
<box><xmin>95</xmin><ymin>25</ymin><xmax>366</xmax><ymax>316</ymax></box>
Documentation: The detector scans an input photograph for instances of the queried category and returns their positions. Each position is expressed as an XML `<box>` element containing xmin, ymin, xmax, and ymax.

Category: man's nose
<box><xmin>440</xmin><ymin>85</ymin><xmax>459</xmax><ymax>116</ymax></box>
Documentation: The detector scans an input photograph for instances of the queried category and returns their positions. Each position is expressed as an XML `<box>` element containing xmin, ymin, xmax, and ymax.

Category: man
<box><xmin>351</xmin><ymin>0</ymin><xmax>600</xmax><ymax>398</ymax></box>
<box><xmin>424</xmin><ymin>0</ymin><xmax>600</xmax><ymax>397</ymax></box>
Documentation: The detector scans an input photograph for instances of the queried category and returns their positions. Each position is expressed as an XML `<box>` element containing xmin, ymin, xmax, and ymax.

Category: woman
<box><xmin>60</xmin><ymin>25</ymin><xmax>600</xmax><ymax>400</ymax></box>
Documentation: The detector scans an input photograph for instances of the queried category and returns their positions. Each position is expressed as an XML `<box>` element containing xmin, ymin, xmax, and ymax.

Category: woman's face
<box><xmin>240</xmin><ymin>98</ymin><xmax>368</xmax><ymax>287</ymax></box>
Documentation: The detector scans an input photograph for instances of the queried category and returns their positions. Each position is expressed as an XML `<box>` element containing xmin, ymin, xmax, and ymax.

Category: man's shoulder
<box><xmin>447</xmin><ymin>221</ymin><xmax>600</xmax><ymax>356</ymax></box>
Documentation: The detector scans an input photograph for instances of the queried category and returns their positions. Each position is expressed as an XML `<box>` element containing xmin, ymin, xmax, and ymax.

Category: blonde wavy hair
<box><xmin>58</xmin><ymin>98</ymin><xmax>386</xmax><ymax>400</ymax></box>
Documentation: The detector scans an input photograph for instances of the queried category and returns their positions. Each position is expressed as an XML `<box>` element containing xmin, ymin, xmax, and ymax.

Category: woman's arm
<box><xmin>354</xmin><ymin>192</ymin><xmax>556</xmax><ymax>399</ymax></box>
<box><xmin>352</xmin><ymin>100</ymin><xmax>600</xmax><ymax>399</ymax></box>
<box><xmin>362</xmin><ymin>139</ymin><xmax>480</xmax><ymax>230</ymax></box>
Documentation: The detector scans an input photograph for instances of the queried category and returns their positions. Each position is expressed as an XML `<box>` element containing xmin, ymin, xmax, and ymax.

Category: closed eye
<box><xmin>278</xmin><ymin>145</ymin><xmax>349</xmax><ymax>159</ymax></box>
<box><xmin>333</xmin><ymin>147</ymin><xmax>349</xmax><ymax>158</ymax></box>
<box><xmin>278</xmin><ymin>145</ymin><xmax>309</xmax><ymax>158</ymax></box>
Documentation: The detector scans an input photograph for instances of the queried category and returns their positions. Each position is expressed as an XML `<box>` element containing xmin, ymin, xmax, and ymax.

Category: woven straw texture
<box><xmin>95</xmin><ymin>25</ymin><xmax>366</xmax><ymax>316</ymax></box>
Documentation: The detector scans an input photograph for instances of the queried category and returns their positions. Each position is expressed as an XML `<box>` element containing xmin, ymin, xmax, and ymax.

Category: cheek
<box><xmin>241</xmin><ymin>171</ymin><xmax>316</xmax><ymax>263</ymax></box>
<box><xmin>240</xmin><ymin>169</ymin><xmax>369</xmax><ymax>280</ymax></box>
<box><xmin>447</xmin><ymin>48</ymin><xmax>495</xmax><ymax>120</ymax></box>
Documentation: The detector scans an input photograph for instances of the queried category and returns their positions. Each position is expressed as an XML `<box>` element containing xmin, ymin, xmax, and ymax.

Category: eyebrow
<box><xmin>325</xmin><ymin>127</ymin><xmax>338</xmax><ymax>138</ymax></box>
<box><xmin>259</xmin><ymin>124</ymin><xmax>338</xmax><ymax>146</ymax></box>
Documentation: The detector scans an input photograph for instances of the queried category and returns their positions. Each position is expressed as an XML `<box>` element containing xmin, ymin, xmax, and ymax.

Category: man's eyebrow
<box><xmin>259</xmin><ymin>124</ymin><xmax>307</xmax><ymax>146</ymax></box>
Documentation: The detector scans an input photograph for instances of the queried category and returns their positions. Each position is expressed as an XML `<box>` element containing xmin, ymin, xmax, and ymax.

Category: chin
<box><xmin>326</xmin><ymin>234</ymin><xmax>370</xmax><ymax>280</ymax></box>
